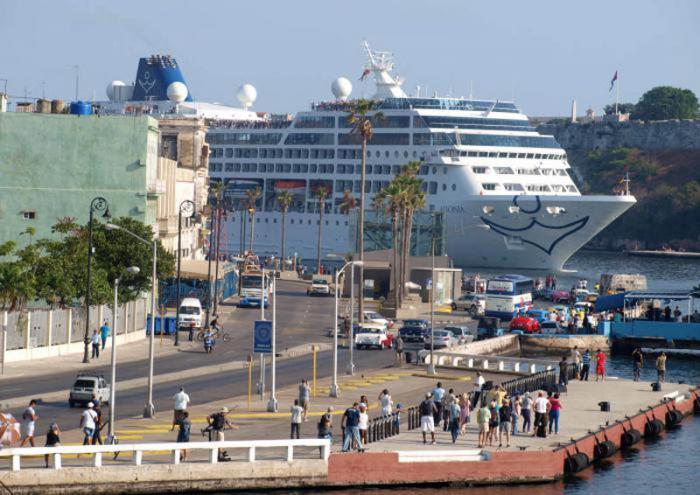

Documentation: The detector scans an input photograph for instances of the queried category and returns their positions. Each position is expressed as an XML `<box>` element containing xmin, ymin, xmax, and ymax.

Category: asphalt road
<box><xmin>1</xmin><ymin>280</ymin><xmax>394</xmax><ymax>428</ymax></box>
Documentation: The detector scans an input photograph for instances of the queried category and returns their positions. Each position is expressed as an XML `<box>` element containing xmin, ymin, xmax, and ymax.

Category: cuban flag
<box><xmin>359</xmin><ymin>68</ymin><xmax>370</xmax><ymax>81</ymax></box>
<box><xmin>609</xmin><ymin>70</ymin><xmax>618</xmax><ymax>92</ymax></box>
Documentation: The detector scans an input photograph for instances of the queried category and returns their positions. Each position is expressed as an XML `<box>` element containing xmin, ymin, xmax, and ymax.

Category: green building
<box><xmin>0</xmin><ymin>113</ymin><xmax>159</xmax><ymax>245</ymax></box>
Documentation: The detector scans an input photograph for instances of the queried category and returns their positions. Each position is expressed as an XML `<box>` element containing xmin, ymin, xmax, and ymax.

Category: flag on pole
<box><xmin>359</xmin><ymin>69</ymin><xmax>370</xmax><ymax>81</ymax></box>
<box><xmin>609</xmin><ymin>70</ymin><xmax>618</xmax><ymax>92</ymax></box>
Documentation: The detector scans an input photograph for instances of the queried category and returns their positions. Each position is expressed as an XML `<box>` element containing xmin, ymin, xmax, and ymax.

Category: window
<box><xmin>503</xmin><ymin>183</ymin><xmax>524</xmax><ymax>191</ymax></box>
<box><xmin>419</xmin><ymin>115</ymin><xmax>534</xmax><ymax>131</ymax></box>
<box><xmin>457</xmin><ymin>134</ymin><xmax>559</xmax><ymax>149</ymax></box>
<box><xmin>294</xmin><ymin>116</ymin><xmax>335</xmax><ymax>128</ymax></box>
<box><xmin>284</xmin><ymin>133</ymin><xmax>334</xmax><ymax>145</ymax></box>
<box><xmin>234</xmin><ymin>163</ymin><xmax>241</xmax><ymax>172</ymax></box>
<box><xmin>310</xmin><ymin>164</ymin><xmax>317</xmax><ymax>173</ymax></box>
<box><xmin>225</xmin><ymin>148</ymin><xmax>233</xmax><ymax>158</ymax></box>
<box><xmin>472</xmin><ymin>167</ymin><xmax>487</xmax><ymax>174</ymax></box>
<box><xmin>451</xmin><ymin>184</ymin><xmax>457</xmax><ymax>191</ymax></box>
<box><xmin>482</xmin><ymin>183</ymin><xmax>498</xmax><ymax>191</ymax></box>
<box><xmin>441</xmin><ymin>183</ymin><xmax>447</xmax><ymax>191</ymax></box>
<box><xmin>301</xmin><ymin>164</ymin><xmax>309</xmax><ymax>173</ymax></box>
<box><xmin>429</xmin><ymin>182</ymin><xmax>438</xmax><ymax>194</ymax></box>
<box><xmin>22</xmin><ymin>211</ymin><xmax>36</xmax><ymax>220</ymax></box>
<box><xmin>413</xmin><ymin>133</ymin><xmax>455</xmax><ymax>146</ymax></box>
<box><xmin>293</xmin><ymin>164</ymin><xmax>301</xmax><ymax>173</ymax></box>
<box><xmin>225</xmin><ymin>163</ymin><xmax>234</xmax><ymax>172</ymax></box>
<box><xmin>207</xmin><ymin>132</ymin><xmax>282</xmax><ymax>145</ymax></box>
<box><xmin>494</xmin><ymin>167</ymin><xmax>514</xmax><ymax>174</ymax></box>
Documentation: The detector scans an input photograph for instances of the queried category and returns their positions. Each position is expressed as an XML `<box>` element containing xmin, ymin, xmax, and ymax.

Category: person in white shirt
<box><xmin>378</xmin><ymin>389</ymin><xmax>393</xmax><ymax>416</ymax></box>
<box><xmin>172</xmin><ymin>388</ymin><xmax>191</xmax><ymax>428</ymax></box>
<box><xmin>472</xmin><ymin>372</ymin><xmax>486</xmax><ymax>408</ymax></box>
<box><xmin>91</xmin><ymin>330</ymin><xmax>101</xmax><ymax>359</ymax></box>
<box><xmin>80</xmin><ymin>402</ymin><xmax>98</xmax><ymax>446</ymax></box>
<box><xmin>358</xmin><ymin>404</ymin><xmax>369</xmax><ymax>444</ymax></box>
<box><xmin>533</xmin><ymin>392</ymin><xmax>549</xmax><ymax>437</ymax></box>
<box><xmin>290</xmin><ymin>399</ymin><xmax>304</xmax><ymax>439</ymax></box>
<box><xmin>19</xmin><ymin>400</ymin><xmax>38</xmax><ymax>447</ymax></box>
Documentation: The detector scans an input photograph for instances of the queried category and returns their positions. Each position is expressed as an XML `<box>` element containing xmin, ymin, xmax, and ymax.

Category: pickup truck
<box><xmin>354</xmin><ymin>323</ymin><xmax>394</xmax><ymax>350</ymax></box>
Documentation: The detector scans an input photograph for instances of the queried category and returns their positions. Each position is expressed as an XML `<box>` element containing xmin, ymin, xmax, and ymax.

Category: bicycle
<box><xmin>196</xmin><ymin>327</ymin><xmax>231</xmax><ymax>343</ymax></box>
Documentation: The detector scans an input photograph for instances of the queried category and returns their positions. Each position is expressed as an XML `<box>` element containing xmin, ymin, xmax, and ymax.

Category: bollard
<box><xmin>482</xmin><ymin>359</ymin><xmax>489</xmax><ymax>370</ymax></box>
<box><xmin>514</xmin><ymin>362</ymin><xmax>521</xmax><ymax>373</ymax></box>
<box><xmin>498</xmin><ymin>360</ymin><xmax>505</xmax><ymax>371</ymax></box>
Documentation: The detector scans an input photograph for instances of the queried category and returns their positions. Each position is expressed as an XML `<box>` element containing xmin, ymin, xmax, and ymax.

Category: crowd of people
<box><xmin>206</xmin><ymin>118</ymin><xmax>292</xmax><ymax>130</ymax></box>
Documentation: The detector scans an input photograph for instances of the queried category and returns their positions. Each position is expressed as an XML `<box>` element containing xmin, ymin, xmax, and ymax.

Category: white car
<box><xmin>451</xmin><ymin>293</ymin><xmax>486</xmax><ymax>316</ymax></box>
<box><xmin>178</xmin><ymin>297</ymin><xmax>203</xmax><ymax>329</ymax></box>
<box><xmin>363</xmin><ymin>310</ymin><xmax>394</xmax><ymax>329</ymax></box>
<box><xmin>354</xmin><ymin>323</ymin><xmax>394</xmax><ymax>350</ymax></box>
<box><xmin>69</xmin><ymin>373</ymin><xmax>110</xmax><ymax>408</ymax></box>
<box><xmin>307</xmin><ymin>278</ymin><xmax>332</xmax><ymax>296</ymax></box>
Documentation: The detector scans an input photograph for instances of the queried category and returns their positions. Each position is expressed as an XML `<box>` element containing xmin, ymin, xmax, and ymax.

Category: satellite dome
<box><xmin>166</xmin><ymin>82</ymin><xmax>188</xmax><ymax>103</ymax></box>
<box><xmin>237</xmin><ymin>84</ymin><xmax>257</xmax><ymax>109</ymax></box>
<box><xmin>331</xmin><ymin>77</ymin><xmax>352</xmax><ymax>100</ymax></box>
<box><xmin>106</xmin><ymin>80</ymin><xmax>126</xmax><ymax>101</ymax></box>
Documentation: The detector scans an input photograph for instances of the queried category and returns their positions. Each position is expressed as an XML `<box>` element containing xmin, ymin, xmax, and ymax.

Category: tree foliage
<box><xmin>0</xmin><ymin>217</ymin><xmax>174</xmax><ymax>310</ymax></box>
<box><xmin>604</xmin><ymin>102</ymin><xmax>636</xmax><ymax>115</ymax></box>
<box><xmin>632</xmin><ymin>86</ymin><xmax>699</xmax><ymax>121</ymax></box>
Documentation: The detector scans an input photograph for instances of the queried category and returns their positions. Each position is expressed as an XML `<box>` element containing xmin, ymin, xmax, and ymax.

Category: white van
<box><xmin>178</xmin><ymin>297</ymin><xmax>203</xmax><ymax>329</ymax></box>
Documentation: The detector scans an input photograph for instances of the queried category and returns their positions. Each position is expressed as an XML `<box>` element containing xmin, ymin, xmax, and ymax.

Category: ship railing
<box><xmin>0</xmin><ymin>438</ymin><xmax>331</xmax><ymax>472</ymax></box>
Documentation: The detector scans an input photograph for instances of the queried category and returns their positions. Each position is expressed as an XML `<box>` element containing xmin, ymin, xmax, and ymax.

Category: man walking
<box><xmin>476</xmin><ymin>400</ymin><xmax>491</xmax><ymax>448</ymax></box>
<box><xmin>206</xmin><ymin>407</ymin><xmax>238</xmax><ymax>461</ymax></box>
<box><xmin>19</xmin><ymin>400</ymin><xmax>38</xmax><ymax>447</ymax></box>
<box><xmin>172</xmin><ymin>387</ymin><xmax>191</xmax><ymax>428</ymax></box>
<box><xmin>91</xmin><ymin>330</ymin><xmax>101</xmax><ymax>359</ymax></box>
<box><xmin>299</xmin><ymin>379</ymin><xmax>311</xmax><ymax>422</ymax></box>
<box><xmin>100</xmin><ymin>321</ymin><xmax>110</xmax><ymax>351</ymax></box>
<box><xmin>570</xmin><ymin>346</ymin><xmax>581</xmax><ymax>379</ymax></box>
<box><xmin>580</xmin><ymin>349</ymin><xmax>591</xmax><ymax>381</ymax></box>
<box><xmin>419</xmin><ymin>393</ymin><xmax>438</xmax><ymax>445</ymax></box>
<box><xmin>533</xmin><ymin>392</ymin><xmax>548</xmax><ymax>438</ymax></box>
<box><xmin>472</xmin><ymin>372</ymin><xmax>485</xmax><ymax>408</ymax></box>
<box><xmin>632</xmin><ymin>348</ymin><xmax>644</xmax><ymax>381</ymax></box>
<box><xmin>395</xmin><ymin>334</ymin><xmax>404</xmax><ymax>365</ymax></box>
<box><xmin>290</xmin><ymin>399</ymin><xmax>304</xmax><ymax>439</ymax></box>
<box><xmin>80</xmin><ymin>402</ymin><xmax>98</xmax><ymax>446</ymax></box>
<box><xmin>656</xmin><ymin>352</ymin><xmax>667</xmax><ymax>383</ymax></box>
<box><xmin>558</xmin><ymin>356</ymin><xmax>569</xmax><ymax>387</ymax></box>
<box><xmin>431</xmin><ymin>382</ymin><xmax>445</xmax><ymax>426</ymax></box>
<box><xmin>341</xmin><ymin>402</ymin><xmax>363</xmax><ymax>452</ymax></box>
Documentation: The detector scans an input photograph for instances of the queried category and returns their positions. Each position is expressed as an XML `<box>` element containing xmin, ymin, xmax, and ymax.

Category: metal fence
<box><xmin>501</xmin><ymin>369</ymin><xmax>557</xmax><ymax>397</ymax></box>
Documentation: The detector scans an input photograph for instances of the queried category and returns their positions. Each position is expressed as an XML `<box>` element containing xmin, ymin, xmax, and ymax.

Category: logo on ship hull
<box><xmin>480</xmin><ymin>196</ymin><xmax>590</xmax><ymax>255</ymax></box>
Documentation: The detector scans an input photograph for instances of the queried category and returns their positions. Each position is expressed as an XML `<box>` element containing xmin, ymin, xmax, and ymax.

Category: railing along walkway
<box><xmin>422</xmin><ymin>350</ymin><xmax>558</xmax><ymax>374</ymax></box>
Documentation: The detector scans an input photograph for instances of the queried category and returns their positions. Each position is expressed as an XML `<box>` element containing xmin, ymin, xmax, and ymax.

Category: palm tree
<box><xmin>346</xmin><ymin>99</ymin><xmax>383</xmax><ymax>322</ymax></box>
<box><xmin>314</xmin><ymin>185</ymin><xmax>329</xmax><ymax>274</ymax></box>
<box><xmin>373</xmin><ymin>183</ymin><xmax>405</xmax><ymax>310</ymax></box>
<box><xmin>245</xmin><ymin>186</ymin><xmax>262</xmax><ymax>253</ymax></box>
<box><xmin>339</xmin><ymin>189</ymin><xmax>357</xmax><ymax>214</ymax></box>
<box><xmin>397</xmin><ymin>163</ymin><xmax>425</xmax><ymax>299</ymax></box>
<box><xmin>276</xmin><ymin>191</ymin><xmax>293</xmax><ymax>271</ymax></box>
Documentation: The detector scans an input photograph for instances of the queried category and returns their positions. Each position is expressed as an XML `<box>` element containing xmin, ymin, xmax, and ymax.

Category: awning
<box><xmin>624</xmin><ymin>290</ymin><xmax>695</xmax><ymax>302</ymax></box>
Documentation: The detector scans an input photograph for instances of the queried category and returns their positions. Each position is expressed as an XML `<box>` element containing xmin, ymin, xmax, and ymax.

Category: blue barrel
<box><xmin>69</xmin><ymin>101</ymin><xmax>92</xmax><ymax>115</ymax></box>
<box><xmin>146</xmin><ymin>316</ymin><xmax>177</xmax><ymax>335</ymax></box>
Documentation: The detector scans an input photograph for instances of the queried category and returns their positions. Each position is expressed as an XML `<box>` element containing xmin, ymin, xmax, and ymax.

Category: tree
<box><xmin>396</xmin><ymin>162</ymin><xmax>425</xmax><ymax>299</ymax></box>
<box><xmin>373</xmin><ymin>183</ymin><xmax>405</xmax><ymax>310</ymax></box>
<box><xmin>245</xmin><ymin>186</ymin><xmax>262</xmax><ymax>253</ymax></box>
<box><xmin>276</xmin><ymin>190</ymin><xmax>293</xmax><ymax>271</ymax></box>
<box><xmin>346</xmin><ymin>99</ymin><xmax>383</xmax><ymax>322</ymax></box>
<box><xmin>604</xmin><ymin>102</ymin><xmax>636</xmax><ymax>115</ymax></box>
<box><xmin>632</xmin><ymin>86</ymin><xmax>699</xmax><ymax>121</ymax></box>
<box><xmin>314</xmin><ymin>186</ymin><xmax>329</xmax><ymax>274</ymax></box>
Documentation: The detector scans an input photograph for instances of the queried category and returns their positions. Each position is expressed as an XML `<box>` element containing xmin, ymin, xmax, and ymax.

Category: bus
<box><xmin>238</xmin><ymin>269</ymin><xmax>271</xmax><ymax>308</ymax></box>
<box><xmin>485</xmin><ymin>274</ymin><xmax>534</xmax><ymax>319</ymax></box>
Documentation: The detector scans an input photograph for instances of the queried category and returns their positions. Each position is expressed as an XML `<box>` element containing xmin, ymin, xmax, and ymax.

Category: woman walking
<box><xmin>548</xmin><ymin>393</ymin><xmax>562</xmax><ymax>434</ymax></box>
<box><xmin>595</xmin><ymin>349</ymin><xmax>606</xmax><ymax>382</ymax></box>
<box><xmin>459</xmin><ymin>392</ymin><xmax>471</xmax><ymax>435</ymax></box>
<box><xmin>378</xmin><ymin>389</ymin><xmax>393</xmax><ymax>416</ymax></box>
<box><xmin>449</xmin><ymin>398</ymin><xmax>461</xmax><ymax>443</ymax></box>
<box><xmin>175</xmin><ymin>411</ymin><xmax>191</xmax><ymax>461</ymax></box>
<box><xmin>358</xmin><ymin>404</ymin><xmax>369</xmax><ymax>445</ymax></box>
<box><xmin>521</xmin><ymin>392</ymin><xmax>532</xmax><ymax>434</ymax></box>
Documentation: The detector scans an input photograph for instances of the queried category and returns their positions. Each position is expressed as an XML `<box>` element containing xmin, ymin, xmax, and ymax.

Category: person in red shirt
<box><xmin>595</xmin><ymin>349</ymin><xmax>606</xmax><ymax>382</ymax></box>
<box><xmin>548</xmin><ymin>393</ymin><xmax>562</xmax><ymax>434</ymax></box>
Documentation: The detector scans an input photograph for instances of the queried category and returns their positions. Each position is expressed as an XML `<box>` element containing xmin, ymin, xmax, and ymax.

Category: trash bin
<box><xmin>405</xmin><ymin>351</ymin><xmax>413</xmax><ymax>364</ymax></box>
<box><xmin>651</xmin><ymin>382</ymin><xmax>662</xmax><ymax>392</ymax></box>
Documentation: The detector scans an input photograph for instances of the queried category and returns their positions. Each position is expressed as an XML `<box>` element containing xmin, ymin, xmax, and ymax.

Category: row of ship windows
<box><xmin>471</xmin><ymin>166</ymin><xmax>569</xmax><ymax>177</ymax></box>
<box><xmin>479</xmin><ymin>183</ymin><xmax>578</xmax><ymax>193</ymax></box>
<box><xmin>209</xmin><ymin>162</ymin><xmax>413</xmax><ymax>175</ymax></box>
<box><xmin>293</xmin><ymin>115</ymin><xmax>532</xmax><ymax>130</ymax></box>
<box><xmin>231</xmin><ymin>215</ymin><xmax>351</xmax><ymax>227</ymax></box>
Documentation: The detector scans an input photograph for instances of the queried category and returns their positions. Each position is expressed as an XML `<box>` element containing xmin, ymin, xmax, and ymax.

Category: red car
<box><xmin>510</xmin><ymin>316</ymin><xmax>541</xmax><ymax>334</ymax></box>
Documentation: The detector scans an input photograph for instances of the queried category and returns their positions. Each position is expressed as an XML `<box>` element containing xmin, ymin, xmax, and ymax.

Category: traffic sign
<box><xmin>253</xmin><ymin>320</ymin><xmax>272</xmax><ymax>354</ymax></box>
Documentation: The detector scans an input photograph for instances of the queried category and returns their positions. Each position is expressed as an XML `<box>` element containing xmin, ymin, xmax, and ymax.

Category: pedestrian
<box><xmin>175</xmin><ymin>411</ymin><xmax>191</xmax><ymax>461</ymax></box>
<box><xmin>581</xmin><ymin>349</ymin><xmax>591</xmax><ymax>381</ymax></box>
<box><xmin>632</xmin><ymin>348</ymin><xmax>644</xmax><ymax>382</ymax></box>
<box><xmin>449</xmin><ymin>397</ymin><xmax>461</xmax><ymax>443</ymax></box>
<box><xmin>511</xmin><ymin>395</ymin><xmax>521</xmax><ymax>435</ymax></box>
<box><xmin>394</xmin><ymin>403</ymin><xmax>405</xmax><ymax>433</ymax></box>
<box><xmin>487</xmin><ymin>400</ymin><xmax>499</xmax><ymax>446</ymax></box>
<box><xmin>459</xmin><ymin>392</ymin><xmax>471</xmax><ymax>435</ymax></box>
<box><xmin>431</xmin><ymin>382</ymin><xmax>445</xmax><ymax>426</ymax></box>
<box><xmin>472</xmin><ymin>372</ymin><xmax>485</xmax><ymax>408</ymax></box>
<box><xmin>100</xmin><ymin>321</ymin><xmax>110</xmax><ymax>351</ymax></box>
<box><xmin>172</xmin><ymin>387</ymin><xmax>191</xmax><ymax>428</ymax></box>
<box><xmin>206</xmin><ymin>407</ymin><xmax>238</xmax><ymax>461</ymax></box>
<box><xmin>341</xmin><ymin>402</ymin><xmax>364</xmax><ymax>452</ymax></box>
<box><xmin>419</xmin><ymin>393</ymin><xmax>438</xmax><ymax>445</ymax></box>
<box><xmin>521</xmin><ymin>392</ymin><xmax>532</xmax><ymax>434</ymax></box>
<box><xmin>359</xmin><ymin>395</ymin><xmax>369</xmax><ymax>409</ymax></box>
<box><xmin>595</xmin><ymin>349</ymin><xmax>606</xmax><ymax>382</ymax></box>
<box><xmin>533</xmin><ymin>392</ymin><xmax>548</xmax><ymax>438</ymax></box>
<box><xmin>317</xmin><ymin>407</ymin><xmax>333</xmax><ymax>441</ymax></box>
<box><xmin>92</xmin><ymin>402</ymin><xmax>104</xmax><ymax>445</ymax></box>
<box><xmin>570</xmin><ymin>346</ymin><xmax>581</xmax><ymax>379</ymax></box>
<box><xmin>290</xmin><ymin>399</ymin><xmax>303</xmax><ymax>439</ymax></box>
<box><xmin>498</xmin><ymin>398</ymin><xmax>512</xmax><ymax>448</ymax></box>
<box><xmin>378</xmin><ymin>389</ymin><xmax>393</xmax><ymax>416</ymax></box>
<box><xmin>558</xmin><ymin>356</ymin><xmax>569</xmax><ymax>387</ymax></box>
<box><xmin>91</xmin><ymin>329</ymin><xmax>101</xmax><ymax>359</ymax></box>
<box><xmin>19</xmin><ymin>399</ymin><xmax>38</xmax><ymax>447</ymax></box>
<box><xmin>395</xmin><ymin>334</ymin><xmax>404</xmax><ymax>365</ymax></box>
<box><xmin>476</xmin><ymin>400</ymin><xmax>491</xmax><ymax>448</ymax></box>
<box><xmin>358</xmin><ymin>404</ymin><xmax>369</xmax><ymax>445</ymax></box>
<box><xmin>656</xmin><ymin>352</ymin><xmax>667</xmax><ymax>383</ymax></box>
<box><xmin>299</xmin><ymin>379</ymin><xmax>311</xmax><ymax>422</ymax></box>
<box><xmin>80</xmin><ymin>402</ymin><xmax>98</xmax><ymax>446</ymax></box>
<box><xmin>442</xmin><ymin>390</ymin><xmax>455</xmax><ymax>432</ymax></box>
<box><xmin>44</xmin><ymin>423</ymin><xmax>61</xmax><ymax>468</ymax></box>
<box><xmin>548</xmin><ymin>393</ymin><xmax>562</xmax><ymax>434</ymax></box>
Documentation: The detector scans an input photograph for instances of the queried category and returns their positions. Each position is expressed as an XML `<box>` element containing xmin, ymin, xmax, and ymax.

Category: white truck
<box><xmin>354</xmin><ymin>323</ymin><xmax>394</xmax><ymax>350</ymax></box>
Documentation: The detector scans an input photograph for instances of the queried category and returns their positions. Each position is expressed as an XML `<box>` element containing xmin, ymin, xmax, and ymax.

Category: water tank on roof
<box><xmin>51</xmin><ymin>99</ymin><xmax>65</xmax><ymax>114</ymax></box>
<box><xmin>70</xmin><ymin>101</ymin><xmax>92</xmax><ymax>115</ymax></box>
<box><xmin>36</xmin><ymin>99</ymin><xmax>51</xmax><ymax>113</ymax></box>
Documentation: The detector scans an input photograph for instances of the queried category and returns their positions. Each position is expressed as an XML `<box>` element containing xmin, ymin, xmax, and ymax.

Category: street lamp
<box><xmin>248</xmin><ymin>207</ymin><xmax>255</xmax><ymax>253</ymax></box>
<box><xmin>108</xmin><ymin>266</ymin><xmax>140</xmax><ymax>442</ymax></box>
<box><xmin>83</xmin><ymin>197</ymin><xmax>110</xmax><ymax>364</ymax></box>
<box><xmin>427</xmin><ymin>213</ymin><xmax>437</xmax><ymax>375</ymax></box>
<box><xmin>330</xmin><ymin>260</ymin><xmax>363</xmax><ymax>398</ymax></box>
<box><xmin>266</xmin><ymin>273</ymin><xmax>278</xmax><ymax>412</ymax></box>
<box><xmin>105</xmin><ymin>222</ymin><xmax>158</xmax><ymax>418</ymax></box>
<box><xmin>175</xmin><ymin>200</ymin><xmax>195</xmax><ymax>346</ymax></box>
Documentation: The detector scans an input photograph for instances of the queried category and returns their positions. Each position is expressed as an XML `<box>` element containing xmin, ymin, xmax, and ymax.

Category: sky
<box><xmin>1</xmin><ymin>0</ymin><xmax>699</xmax><ymax>116</ymax></box>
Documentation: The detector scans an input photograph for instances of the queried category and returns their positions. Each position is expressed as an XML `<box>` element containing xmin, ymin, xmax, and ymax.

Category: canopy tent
<box><xmin>622</xmin><ymin>289</ymin><xmax>696</xmax><ymax>322</ymax></box>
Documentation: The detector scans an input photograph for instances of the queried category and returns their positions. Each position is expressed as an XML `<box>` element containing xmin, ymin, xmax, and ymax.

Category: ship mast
<box><xmin>361</xmin><ymin>40</ymin><xmax>407</xmax><ymax>99</ymax></box>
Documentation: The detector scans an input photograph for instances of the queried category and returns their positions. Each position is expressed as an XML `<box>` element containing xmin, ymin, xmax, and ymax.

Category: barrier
<box><xmin>0</xmin><ymin>438</ymin><xmax>331</xmax><ymax>472</ymax></box>
<box><xmin>501</xmin><ymin>369</ymin><xmax>557</xmax><ymax>397</ymax></box>
<box><xmin>421</xmin><ymin>350</ymin><xmax>557</xmax><ymax>375</ymax></box>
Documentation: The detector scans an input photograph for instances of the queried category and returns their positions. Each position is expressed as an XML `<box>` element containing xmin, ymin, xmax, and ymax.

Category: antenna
<box><xmin>70</xmin><ymin>64</ymin><xmax>80</xmax><ymax>101</ymax></box>
<box><xmin>469</xmin><ymin>80</ymin><xmax>473</xmax><ymax>100</ymax></box>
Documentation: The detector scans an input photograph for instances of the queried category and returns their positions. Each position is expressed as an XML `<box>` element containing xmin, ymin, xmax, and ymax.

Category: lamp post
<box><xmin>266</xmin><ymin>273</ymin><xmax>278</xmax><ymax>412</ymax></box>
<box><xmin>330</xmin><ymin>260</ymin><xmax>362</xmax><ymax>397</ymax></box>
<box><xmin>105</xmin><ymin>222</ymin><xmax>158</xmax><ymax>418</ymax></box>
<box><xmin>248</xmin><ymin>207</ymin><xmax>255</xmax><ymax>253</ymax></box>
<box><xmin>204</xmin><ymin>196</ymin><xmax>216</xmax><ymax>330</ymax></box>
<box><xmin>108</xmin><ymin>266</ymin><xmax>140</xmax><ymax>442</ymax></box>
<box><xmin>347</xmin><ymin>260</ymin><xmax>356</xmax><ymax>376</ymax></box>
<box><xmin>175</xmin><ymin>200</ymin><xmax>195</xmax><ymax>346</ymax></box>
<box><xmin>83</xmin><ymin>197</ymin><xmax>110</xmax><ymax>364</ymax></box>
<box><xmin>427</xmin><ymin>213</ymin><xmax>437</xmax><ymax>375</ymax></box>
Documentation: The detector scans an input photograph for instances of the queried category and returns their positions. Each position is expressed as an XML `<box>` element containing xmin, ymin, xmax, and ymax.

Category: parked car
<box><xmin>69</xmin><ymin>372</ymin><xmax>110</xmax><ymax>408</ymax></box>
<box><xmin>354</xmin><ymin>323</ymin><xmax>394</xmax><ymax>350</ymax></box>
<box><xmin>443</xmin><ymin>325</ymin><xmax>474</xmax><ymax>345</ymax></box>
<box><xmin>540</xmin><ymin>320</ymin><xmax>561</xmax><ymax>334</ymax></box>
<box><xmin>399</xmin><ymin>325</ymin><xmax>427</xmax><ymax>343</ymax></box>
<box><xmin>551</xmin><ymin>290</ymin><xmax>571</xmax><ymax>304</ymax></box>
<box><xmin>424</xmin><ymin>329</ymin><xmax>457</xmax><ymax>349</ymax></box>
<box><xmin>510</xmin><ymin>316</ymin><xmax>541</xmax><ymax>334</ymax></box>
<box><xmin>574</xmin><ymin>301</ymin><xmax>594</xmax><ymax>313</ymax></box>
<box><xmin>178</xmin><ymin>297</ymin><xmax>203</xmax><ymax>329</ymax></box>
<box><xmin>552</xmin><ymin>305</ymin><xmax>571</xmax><ymax>323</ymax></box>
<box><xmin>402</xmin><ymin>319</ymin><xmax>429</xmax><ymax>329</ymax></box>
<box><xmin>525</xmin><ymin>309</ymin><xmax>549</xmax><ymax>324</ymax></box>
<box><xmin>476</xmin><ymin>317</ymin><xmax>504</xmax><ymax>340</ymax></box>
<box><xmin>307</xmin><ymin>278</ymin><xmax>331</xmax><ymax>296</ymax></box>
<box><xmin>363</xmin><ymin>311</ymin><xmax>394</xmax><ymax>328</ymax></box>
<box><xmin>451</xmin><ymin>293</ymin><xmax>486</xmax><ymax>316</ymax></box>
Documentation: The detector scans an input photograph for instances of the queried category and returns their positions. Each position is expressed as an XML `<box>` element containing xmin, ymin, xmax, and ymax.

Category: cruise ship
<box><xmin>103</xmin><ymin>46</ymin><xmax>636</xmax><ymax>270</ymax></box>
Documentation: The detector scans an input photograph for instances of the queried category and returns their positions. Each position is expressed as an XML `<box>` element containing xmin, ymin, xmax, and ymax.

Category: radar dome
<box><xmin>236</xmin><ymin>84</ymin><xmax>258</xmax><ymax>109</ymax></box>
<box><xmin>106</xmin><ymin>80</ymin><xmax>126</xmax><ymax>101</ymax></box>
<box><xmin>331</xmin><ymin>77</ymin><xmax>352</xmax><ymax>100</ymax></box>
<box><xmin>166</xmin><ymin>82</ymin><xmax>188</xmax><ymax>103</ymax></box>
